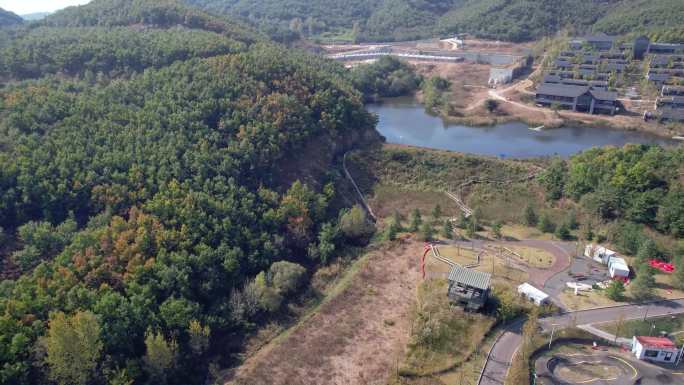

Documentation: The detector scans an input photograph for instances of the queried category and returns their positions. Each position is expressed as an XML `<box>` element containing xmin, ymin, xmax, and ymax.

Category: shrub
<box><xmin>523</xmin><ymin>204</ymin><xmax>538</xmax><ymax>226</ymax></box>
<box><xmin>538</xmin><ymin>214</ymin><xmax>555</xmax><ymax>233</ymax></box>
<box><xmin>339</xmin><ymin>205</ymin><xmax>374</xmax><ymax>241</ymax></box>
<box><xmin>605</xmin><ymin>280</ymin><xmax>625</xmax><ymax>301</ymax></box>
<box><xmin>269</xmin><ymin>261</ymin><xmax>307</xmax><ymax>296</ymax></box>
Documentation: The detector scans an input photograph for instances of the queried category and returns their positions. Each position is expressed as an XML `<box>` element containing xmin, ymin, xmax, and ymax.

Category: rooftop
<box><xmin>635</xmin><ymin>336</ymin><xmax>676</xmax><ymax>349</ymax></box>
<box><xmin>536</xmin><ymin>83</ymin><xmax>590</xmax><ymax>98</ymax></box>
<box><xmin>448</xmin><ymin>266</ymin><xmax>491</xmax><ymax>291</ymax></box>
<box><xmin>590</xmin><ymin>89</ymin><xmax>618</xmax><ymax>101</ymax></box>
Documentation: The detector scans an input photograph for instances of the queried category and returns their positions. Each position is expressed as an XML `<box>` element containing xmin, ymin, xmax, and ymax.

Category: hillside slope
<box><xmin>0</xmin><ymin>7</ymin><xmax>23</xmax><ymax>27</ymax></box>
<box><xmin>184</xmin><ymin>0</ymin><xmax>684</xmax><ymax>42</ymax></box>
<box><xmin>0</xmin><ymin>1</ymin><xmax>382</xmax><ymax>384</ymax></box>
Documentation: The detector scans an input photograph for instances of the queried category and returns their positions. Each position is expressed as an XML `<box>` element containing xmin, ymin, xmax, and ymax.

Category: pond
<box><xmin>367</xmin><ymin>97</ymin><xmax>678</xmax><ymax>158</ymax></box>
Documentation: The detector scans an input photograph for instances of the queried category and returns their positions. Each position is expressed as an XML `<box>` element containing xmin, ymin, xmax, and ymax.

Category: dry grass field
<box><xmin>224</xmin><ymin>241</ymin><xmax>421</xmax><ymax>385</ymax></box>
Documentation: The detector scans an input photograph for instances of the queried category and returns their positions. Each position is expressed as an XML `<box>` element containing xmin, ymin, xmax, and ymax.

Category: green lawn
<box><xmin>597</xmin><ymin>314</ymin><xmax>684</xmax><ymax>344</ymax></box>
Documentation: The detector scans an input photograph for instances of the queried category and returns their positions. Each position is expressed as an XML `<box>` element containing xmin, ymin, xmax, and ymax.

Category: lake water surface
<box><xmin>368</xmin><ymin>98</ymin><xmax>677</xmax><ymax>158</ymax></box>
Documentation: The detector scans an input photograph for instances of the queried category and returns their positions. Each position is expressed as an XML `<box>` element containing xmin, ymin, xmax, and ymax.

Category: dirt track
<box><xmin>224</xmin><ymin>241</ymin><xmax>420</xmax><ymax>385</ymax></box>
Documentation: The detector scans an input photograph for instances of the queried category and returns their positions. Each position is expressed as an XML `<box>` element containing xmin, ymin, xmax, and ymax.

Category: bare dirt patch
<box><xmin>225</xmin><ymin>241</ymin><xmax>421</xmax><ymax>385</ymax></box>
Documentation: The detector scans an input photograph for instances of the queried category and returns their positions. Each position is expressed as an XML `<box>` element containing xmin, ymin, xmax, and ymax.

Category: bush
<box><xmin>269</xmin><ymin>261</ymin><xmax>307</xmax><ymax>296</ymax></box>
<box><xmin>339</xmin><ymin>205</ymin><xmax>375</xmax><ymax>242</ymax></box>
<box><xmin>485</xmin><ymin>99</ymin><xmax>499</xmax><ymax>113</ymax></box>
<box><xmin>538</xmin><ymin>214</ymin><xmax>556</xmax><ymax>233</ymax></box>
<box><xmin>555</xmin><ymin>222</ymin><xmax>571</xmax><ymax>240</ymax></box>
<box><xmin>605</xmin><ymin>280</ymin><xmax>625</xmax><ymax>301</ymax></box>
<box><xmin>523</xmin><ymin>204</ymin><xmax>538</xmax><ymax>226</ymax></box>
<box><xmin>419</xmin><ymin>221</ymin><xmax>434</xmax><ymax>241</ymax></box>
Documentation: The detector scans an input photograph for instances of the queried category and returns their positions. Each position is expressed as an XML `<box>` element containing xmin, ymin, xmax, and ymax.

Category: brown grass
<box><xmin>224</xmin><ymin>241</ymin><xmax>421</xmax><ymax>385</ymax></box>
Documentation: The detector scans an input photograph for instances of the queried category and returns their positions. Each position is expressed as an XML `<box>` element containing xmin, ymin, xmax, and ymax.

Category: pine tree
<box><xmin>631</xmin><ymin>263</ymin><xmax>656</xmax><ymax>300</ymax></box>
<box><xmin>524</xmin><ymin>204</ymin><xmax>538</xmax><ymax>227</ymax></box>
<box><xmin>431</xmin><ymin>204</ymin><xmax>442</xmax><ymax>220</ymax></box>
<box><xmin>605</xmin><ymin>280</ymin><xmax>625</xmax><ymax>301</ymax></box>
<box><xmin>392</xmin><ymin>210</ymin><xmax>403</xmax><ymax>231</ymax></box>
<box><xmin>492</xmin><ymin>221</ymin><xmax>503</xmax><ymax>239</ymax></box>
<box><xmin>420</xmin><ymin>221</ymin><xmax>434</xmax><ymax>241</ymax></box>
<box><xmin>409</xmin><ymin>208</ymin><xmax>422</xmax><ymax>232</ymax></box>
<box><xmin>636</xmin><ymin>239</ymin><xmax>658</xmax><ymax>265</ymax></box>
<box><xmin>442</xmin><ymin>219</ymin><xmax>453</xmax><ymax>239</ymax></box>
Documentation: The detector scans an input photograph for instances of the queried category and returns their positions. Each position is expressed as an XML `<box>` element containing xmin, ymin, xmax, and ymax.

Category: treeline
<box><xmin>40</xmin><ymin>0</ymin><xmax>261</xmax><ymax>44</ymax></box>
<box><xmin>0</xmin><ymin>41</ymin><xmax>377</xmax><ymax>384</ymax></box>
<box><xmin>186</xmin><ymin>0</ymin><xmax>684</xmax><ymax>43</ymax></box>
<box><xmin>539</xmin><ymin>144</ymin><xmax>683</xmax><ymax>246</ymax></box>
<box><xmin>0</xmin><ymin>26</ymin><xmax>245</xmax><ymax>80</ymax></box>
<box><xmin>350</xmin><ymin>56</ymin><xmax>421</xmax><ymax>101</ymax></box>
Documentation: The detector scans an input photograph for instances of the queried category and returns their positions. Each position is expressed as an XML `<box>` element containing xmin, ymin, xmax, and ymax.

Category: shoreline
<box><xmin>371</xmin><ymin>95</ymin><xmax>682</xmax><ymax>140</ymax></box>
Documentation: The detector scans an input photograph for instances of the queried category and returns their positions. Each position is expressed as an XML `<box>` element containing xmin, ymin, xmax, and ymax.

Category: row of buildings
<box><xmin>535</xmin><ymin>34</ymin><xmax>684</xmax><ymax>121</ymax></box>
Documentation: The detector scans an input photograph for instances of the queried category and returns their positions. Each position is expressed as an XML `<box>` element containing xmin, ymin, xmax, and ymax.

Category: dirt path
<box><xmin>224</xmin><ymin>241</ymin><xmax>420</xmax><ymax>385</ymax></box>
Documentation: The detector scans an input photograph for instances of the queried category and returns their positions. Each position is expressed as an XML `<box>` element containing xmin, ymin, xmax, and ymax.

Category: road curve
<box><xmin>479</xmin><ymin>298</ymin><xmax>684</xmax><ymax>385</ymax></box>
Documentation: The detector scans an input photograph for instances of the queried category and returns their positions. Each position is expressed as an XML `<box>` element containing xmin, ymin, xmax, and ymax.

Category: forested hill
<box><xmin>42</xmin><ymin>0</ymin><xmax>262</xmax><ymax>43</ymax></box>
<box><xmin>0</xmin><ymin>0</ymin><xmax>265</xmax><ymax>81</ymax></box>
<box><xmin>184</xmin><ymin>0</ymin><xmax>684</xmax><ymax>43</ymax></box>
<box><xmin>0</xmin><ymin>0</ymin><xmax>381</xmax><ymax>383</ymax></box>
<box><xmin>0</xmin><ymin>7</ymin><xmax>23</xmax><ymax>27</ymax></box>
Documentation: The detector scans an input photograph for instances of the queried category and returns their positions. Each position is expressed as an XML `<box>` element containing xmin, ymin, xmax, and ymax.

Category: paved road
<box><xmin>479</xmin><ymin>299</ymin><xmax>684</xmax><ymax>385</ymax></box>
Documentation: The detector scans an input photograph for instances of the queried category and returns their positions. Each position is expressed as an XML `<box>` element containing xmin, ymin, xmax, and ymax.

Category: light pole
<box><xmin>549</xmin><ymin>324</ymin><xmax>559</xmax><ymax>350</ymax></box>
<box><xmin>643</xmin><ymin>303</ymin><xmax>651</xmax><ymax>321</ymax></box>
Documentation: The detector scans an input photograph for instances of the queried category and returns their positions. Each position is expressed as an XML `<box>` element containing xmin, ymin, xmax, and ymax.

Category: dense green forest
<box><xmin>0</xmin><ymin>7</ymin><xmax>23</xmax><ymax>27</ymax></box>
<box><xmin>0</xmin><ymin>1</ymin><xmax>380</xmax><ymax>384</ymax></box>
<box><xmin>42</xmin><ymin>0</ymin><xmax>261</xmax><ymax>44</ymax></box>
<box><xmin>0</xmin><ymin>27</ymin><xmax>245</xmax><ymax>80</ymax></box>
<box><xmin>184</xmin><ymin>0</ymin><xmax>684</xmax><ymax>43</ymax></box>
<box><xmin>539</xmin><ymin>145</ymin><xmax>684</xmax><ymax>251</ymax></box>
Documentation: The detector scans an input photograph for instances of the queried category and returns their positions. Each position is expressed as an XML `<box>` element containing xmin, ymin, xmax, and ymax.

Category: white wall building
<box><xmin>584</xmin><ymin>244</ymin><xmax>617</xmax><ymax>264</ymax></box>
<box><xmin>608</xmin><ymin>256</ymin><xmax>630</xmax><ymax>278</ymax></box>
<box><xmin>517</xmin><ymin>282</ymin><xmax>550</xmax><ymax>306</ymax></box>
<box><xmin>632</xmin><ymin>336</ymin><xmax>680</xmax><ymax>363</ymax></box>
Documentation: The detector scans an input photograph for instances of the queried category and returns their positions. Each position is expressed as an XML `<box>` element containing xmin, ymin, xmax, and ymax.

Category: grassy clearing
<box><xmin>504</xmin><ymin>245</ymin><xmax>556</xmax><ymax>268</ymax></box>
<box><xmin>397</xmin><ymin>279</ymin><xmax>496</xmax><ymax>377</ymax></box>
<box><xmin>596</xmin><ymin>314</ymin><xmax>684</xmax><ymax>344</ymax></box>
<box><xmin>558</xmin><ymin>289</ymin><xmax>624</xmax><ymax>311</ymax></box>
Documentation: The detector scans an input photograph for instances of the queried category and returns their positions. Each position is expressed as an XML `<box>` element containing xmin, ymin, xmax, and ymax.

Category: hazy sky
<box><xmin>0</xmin><ymin>0</ymin><xmax>91</xmax><ymax>15</ymax></box>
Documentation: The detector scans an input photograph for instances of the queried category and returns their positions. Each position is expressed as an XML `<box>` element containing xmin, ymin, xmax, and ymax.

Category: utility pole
<box><xmin>643</xmin><ymin>303</ymin><xmax>651</xmax><ymax>321</ymax></box>
<box><xmin>549</xmin><ymin>324</ymin><xmax>559</xmax><ymax>350</ymax></box>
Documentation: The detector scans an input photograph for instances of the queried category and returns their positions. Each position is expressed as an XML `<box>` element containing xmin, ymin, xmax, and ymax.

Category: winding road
<box><xmin>479</xmin><ymin>299</ymin><xmax>684</xmax><ymax>385</ymax></box>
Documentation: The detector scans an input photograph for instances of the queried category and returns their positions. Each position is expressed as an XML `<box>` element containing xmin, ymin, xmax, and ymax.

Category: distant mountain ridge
<box><xmin>20</xmin><ymin>12</ymin><xmax>52</xmax><ymax>21</ymax></box>
<box><xmin>0</xmin><ymin>7</ymin><xmax>23</xmax><ymax>27</ymax></box>
<box><xmin>183</xmin><ymin>0</ymin><xmax>684</xmax><ymax>43</ymax></box>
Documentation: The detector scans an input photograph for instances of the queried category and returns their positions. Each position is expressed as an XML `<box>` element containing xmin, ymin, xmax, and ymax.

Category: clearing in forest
<box><xmin>224</xmin><ymin>241</ymin><xmax>420</xmax><ymax>385</ymax></box>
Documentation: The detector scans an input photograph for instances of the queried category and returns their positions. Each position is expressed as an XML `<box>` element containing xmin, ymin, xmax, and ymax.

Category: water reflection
<box><xmin>368</xmin><ymin>98</ymin><xmax>677</xmax><ymax>158</ymax></box>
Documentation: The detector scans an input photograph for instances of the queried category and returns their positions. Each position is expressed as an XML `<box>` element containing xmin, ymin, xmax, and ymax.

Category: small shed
<box><xmin>517</xmin><ymin>283</ymin><xmax>550</xmax><ymax>306</ymax></box>
<box><xmin>584</xmin><ymin>244</ymin><xmax>617</xmax><ymax>264</ymax></box>
<box><xmin>632</xmin><ymin>336</ymin><xmax>679</xmax><ymax>363</ymax></box>
<box><xmin>447</xmin><ymin>266</ymin><xmax>491</xmax><ymax>311</ymax></box>
<box><xmin>608</xmin><ymin>256</ymin><xmax>630</xmax><ymax>278</ymax></box>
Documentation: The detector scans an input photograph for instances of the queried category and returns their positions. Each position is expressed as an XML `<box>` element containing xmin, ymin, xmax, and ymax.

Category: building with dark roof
<box><xmin>657</xmin><ymin>96</ymin><xmax>684</xmax><ymax>109</ymax></box>
<box><xmin>658</xmin><ymin>108</ymin><xmax>684</xmax><ymax>122</ymax></box>
<box><xmin>569</xmin><ymin>33</ymin><xmax>616</xmax><ymax>51</ymax></box>
<box><xmin>447</xmin><ymin>266</ymin><xmax>491</xmax><ymax>310</ymax></box>
<box><xmin>535</xmin><ymin>83</ymin><xmax>617</xmax><ymax>115</ymax></box>
<box><xmin>662</xmin><ymin>86</ymin><xmax>684</xmax><ymax>97</ymax></box>
<box><xmin>649</xmin><ymin>43</ymin><xmax>684</xmax><ymax>55</ymax></box>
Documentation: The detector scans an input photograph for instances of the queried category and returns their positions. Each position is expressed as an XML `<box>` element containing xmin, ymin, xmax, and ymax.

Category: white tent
<box><xmin>584</xmin><ymin>244</ymin><xmax>617</xmax><ymax>265</ymax></box>
<box><xmin>517</xmin><ymin>282</ymin><xmax>550</xmax><ymax>306</ymax></box>
<box><xmin>608</xmin><ymin>256</ymin><xmax>630</xmax><ymax>278</ymax></box>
